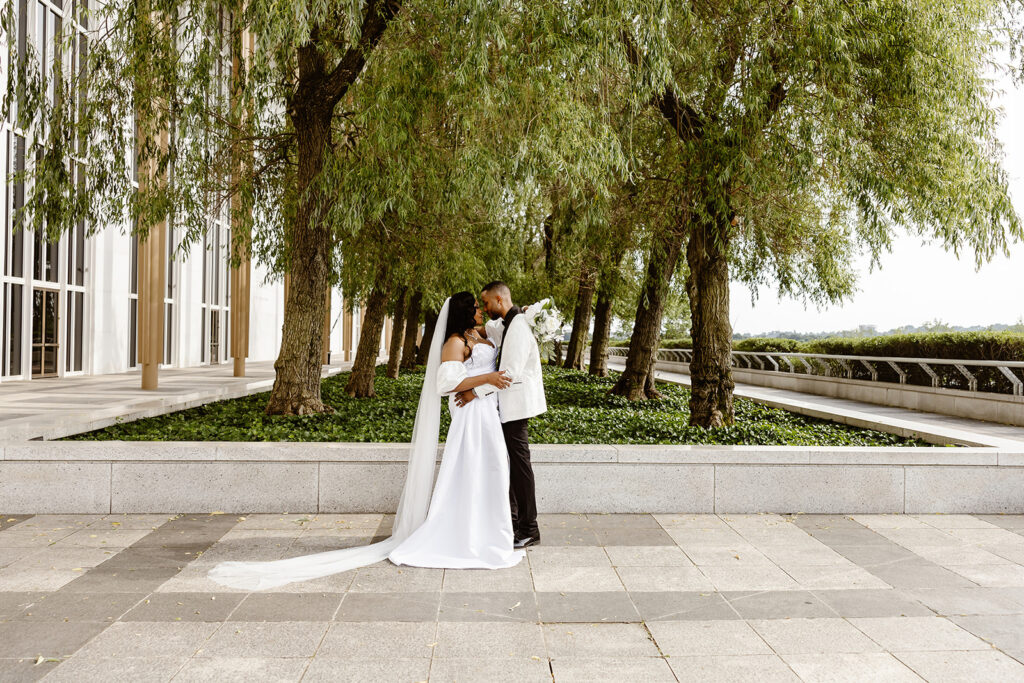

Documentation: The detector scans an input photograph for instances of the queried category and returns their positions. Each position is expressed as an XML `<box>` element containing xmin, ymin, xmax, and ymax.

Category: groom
<box><xmin>454</xmin><ymin>281</ymin><xmax>547</xmax><ymax>548</ymax></box>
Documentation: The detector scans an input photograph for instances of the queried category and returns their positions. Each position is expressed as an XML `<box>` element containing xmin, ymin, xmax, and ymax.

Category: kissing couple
<box><xmin>209</xmin><ymin>281</ymin><xmax>547</xmax><ymax>589</ymax></box>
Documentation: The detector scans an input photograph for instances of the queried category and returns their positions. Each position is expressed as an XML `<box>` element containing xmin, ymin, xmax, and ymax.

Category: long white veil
<box><xmin>207</xmin><ymin>297</ymin><xmax>451</xmax><ymax>590</ymax></box>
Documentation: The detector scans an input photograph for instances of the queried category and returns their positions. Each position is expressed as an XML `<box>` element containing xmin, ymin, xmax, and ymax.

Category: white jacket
<box><xmin>474</xmin><ymin>312</ymin><xmax>547</xmax><ymax>423</ymax></box>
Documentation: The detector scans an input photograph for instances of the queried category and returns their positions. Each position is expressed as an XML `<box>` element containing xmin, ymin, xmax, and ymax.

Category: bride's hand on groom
<box><xmin>491</xmin><ymin>370</ymin><xmax>512</xmax><ymax>390</ymax></box>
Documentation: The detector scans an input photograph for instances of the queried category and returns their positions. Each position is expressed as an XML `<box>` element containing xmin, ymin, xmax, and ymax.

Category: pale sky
<box><xmin>730</xmin><ymin>64</ymin><xmax>1024</xmax><ymax>335</ymax></box>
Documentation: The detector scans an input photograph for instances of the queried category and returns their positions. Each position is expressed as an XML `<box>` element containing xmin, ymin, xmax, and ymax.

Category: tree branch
<box><xmin>323</xmin><ymin>0</ymin><xmax>403</xmax><ymax>106</ymax></box>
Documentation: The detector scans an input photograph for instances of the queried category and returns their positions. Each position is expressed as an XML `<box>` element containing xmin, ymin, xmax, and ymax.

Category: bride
<box><xmin>208</xmin><ymin>292</ymin><xmax>525</xmax><ymax>590</ymax></box>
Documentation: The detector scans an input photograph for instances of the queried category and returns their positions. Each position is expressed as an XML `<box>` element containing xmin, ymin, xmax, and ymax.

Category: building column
<box><xmin>230</xmin><ymin>28</ymin><xmax>252</xmax><ymax>378</ymax></box>
<box><xmin>343</xmin><ymin>301</ymin><xmax>354</xmax><ymax>363</ymax></box>
<box><xmin>321</xmin><ymin>287</ymin><xmax>331</xmax><ymax>365</ymax></box>
<box><xmin>137</xmin><ymin>130</ymin><xmax>168</xmax><ymax>390</ymax></box>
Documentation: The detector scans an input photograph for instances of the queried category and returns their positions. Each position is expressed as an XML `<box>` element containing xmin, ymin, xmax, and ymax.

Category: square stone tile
<box><xmin>191</xmin><ymin>539</ymin><xmax>298</xmax><ymax>563</ymax></box>
<box><xmin>43</xmin><ymin>655</ymin><xmax>189</xmax><ymax>683</ymax></box>
<box><xmin>0</xmin><ymin>621</ymin><xmax>107</xmax><ymax>658</ymax></box>
<box><xmin>682</xmin><ymin>544</ymin><xmax>774</xmax><ymax>567</ymax></box>
<box><xmin>782</xmin><ymin>653</ymin><xmax>923</xmax><ymax>682</ymax></box>
<box><xmin>803</xmin><ymin>528</ymin><xmax>894</xmax><ymax>547</ymax></box>
<box><xmin>439</xmin><ymin>592</ymin><xmax>539</xmax><ymax>622</ymax></box>
<box><xmin>172</xmin><ymin>657</ymin><xmax>310</xmax><ymax>682</ymax></box>
<box><xmin>534</xmin><ymin>528</ymin><xmax>600</xmax><ymax>546</ymax></box>
<box><xmin>585</xmin><ymin>513</ymin><xmax>661</xmax><ymax>529</ymax></box>
<box><xmin>14</xmin><ymin>515</ymin><xmax>106</xmax><ymax>530</ymax></box>
<box><xmin>950</xmin><ymin>615</ymin><xmax>1024</xmax><ymax>653</ymax></box>
<box><xmin>647</xmin><ymin>620</ymin><xmax>772</xmax><ymax>656</ymax></box>
<box><xmin>348</xmin><ymin>566</ymin><xmax>443</xmax><ymax>592</ymax></box>
<box><xmin>812</xmin><ymin>589</ymin><xmax>934</xmax><ymax>618</ymax></box>
<box><xmin>0</xmin><ymin>592</ymin><xmax>45</xmax><ymax>620</ymax></box>
<box><xmin>913</xmin><ymin>514</ymin><xmax>1000</xmax><ymax>530</ymax></box>
<box><xmin>667</xmin><ymin>528</ymin><xmax>747</xmax><ymax>546</ymax></box>
<box><xmin>537</xmin><ymin>513</ymin><xmax>592</xmax><ymax>529</ymax></box>
<box><xmin>0</xmin><ymin>656</ymin><xmax>64</xmax><ymax>682</ymax></box>
<box><xmin>60</xmin><ymin>565</ymin><xmax>182</xmax><ymax>593</ymax></box>
<box><xmin>654</xmin><ymin>514</ymin><xmax>734</xmax><ymax>530</ymax></box>
<box><xmin>758</xmin><ymin>545</ymin><xmax>850</xmax><ymax>566</ymax></box>
<box><xmin>5</xmin><ymin>546</ymin><xmax>119</xmax><ymax>570</ymax></box>
<box><xmin>912</xmin><ymin>545</ymin><xmax>1013</xmax><ymax>566</ymax></box>
<box><xmin>894</xmin><ymin>650</ymin><xmax>1024</xmax><ymax>682</ymax></box>
<box><xmin>76</xmin><ymin>622</ymin><xmax>219</xmax><ymax>658</ymax></box>
<box><xmin>535</xmin><ymin>591</ymin><xmax>640</xmax><ymax>623</ymax></box>
<box><xmin>782</xmin><ymin>565</ymin><xmax>892</xmax><ymax>590</ymax></box>
<box><xmin>700</xmin><ymin>566</ymin><xmax>799</xmax><ymax>591</ymax></box>
<box><xmin>852</xmin><ymin>515</ymin><xmax>935</xmax><ymax>530</ymax></box>
<box><xmin>722</xmin><ymin>591</ymin><xmax>834</xmax><ymax>619</ymax></box>
<box><xmin>630</xmin><ymin>591</ymin><xmax>738</xmax><ymax>621</ymax></box>
<box><xmin>425</xmin><ymin>657</ymin><xmax>549</xmax><ymax>683</ymax></box>
<box><xmin>603</xmin><ymin>546</ymin><xmax>692</xmax><ymax>567</ymax></box>
<box><xmin>333</xmin><ymin>591</ymin><xmax>440</xmax><ymax>622</ymax></box>
<box><xmin>876</xmin><ymin>528</ymin><xmax>962</xmax><ymax>548</ymax></box>
<box><xmin>822</xmin><ymin>544</ymin><xmax>920</xmax><ymax>568</ymax></box>
<box><xmin>867</xmin><ymin>559</ymin><xmax>977</xmax><ymax>589</ymax></box>
<box><xmin>905</xmin><ymin>587</ymin><xmax>1024</xmax><ymax>616</ymax></box>
<box><xmin>946</xmin><ymin>528</ymin><xmax>1024</xmax><ymax>546</ymax></box>
<box><xmin>531</xmin><ymin>566</ymin><xmax>623</xmax><ymax>592</ymax></box>
<box><xmin>949</xmin><ymin>564</ymin><xmax>1024</xmax><ymax>587</ymax></box>
<box><xmin>433</xmin><ymin>621</ymin><xmax>546</xmax><ymax>658</ymax></box>
<box><xmin>849</xmin><ymin>616</ymin><xmax>990</xmax><ymax>651</ymax></box>
<box><xmin>197</xmin><ymin>621</ymin><xmax>328</xmax><ymax>658</ymax></box>
<box><xmin>543</xmin><ymin>623</ymin><xmax>659</xmax><ymax>657</ymax></box>
<box><xmin>614</xmin><ymin>566</ymin><xmax>714</xmax><ymax>592</ymax></box>
<box><xmin>550</xmin><ymin>656</ymin><xmax>676</xmax><ymax>682</ymax></box>
<box><xmin>15</xmin><ymin>592</ymin><xmax>146</xmax><ymax>622</ymax></box>
<box><xmin>62</xmin><ymin>528</ymin><xmax>153</xmax><ymax>548</ymax></box>
<box><xmin>99</xmin><ymin>514</ymin><xmax>177</xmax><ymax>529</ymax></box>
<box><xmin>526</xmin><ymin>546</ymin><xmax>610</xmax><ymax>568</ymax></box>
<box><xmin>316</xmin><ymin>622</ymin><xmax>435</xmax><ymax>658</ymax></box>
<box><xmin>441</xmin><ymin>563</ymin><xmax>533</xmax><ymax>592</ymax></box>
<box><xmin>228</xmin><ymin>592</ymin><xmax>343</xmax><ymax>622</ymax></box>
<box><xmin>121</xmin><ymin>593</ymin><xmax>245</xmax><ymax>622</ymax></box>
<box><xmin>0</xmin><ymin>567</ymin><xmax>82</xmax><ymax>591</ymax></box>
<box><xmin>985</xmin><ymin>544</ymin><xmax>1024</xmax><ymax>565</ymax></box>
<box><xmin>977</xmin><ymin>515</ymin><xmax>1024</xmax><ymax>530</ymax></box>
<box><xmin>667</xmin><ymin>654</ymin><xmax>799</xmax><ymax>682</ymax></box>
<box><xmin>594</xmin><ymin>527</ymin><xmax>676</xmax><ymax>546</ymax></box>
<box><xmin>0</xmin><ymin>547</ymin><xmax>40</xmax><ymax>568</ymax></box>
<box><xmin>749</xmin><ymin>618</ymin><xmax>884</xmax><ymax>655</ymax></box>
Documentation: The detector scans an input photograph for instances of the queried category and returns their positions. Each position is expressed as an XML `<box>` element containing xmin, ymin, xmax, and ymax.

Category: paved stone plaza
<box><xmin>2</xmin><ymin>513</ymin><xmax>1024</xmax><ymax>681</ymax></box>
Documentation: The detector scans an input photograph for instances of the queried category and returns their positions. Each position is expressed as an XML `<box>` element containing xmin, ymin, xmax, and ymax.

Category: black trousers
<box><xmin>501</xmin><ymin>418</ymin><xmax>539</xmax><ymax>539</ymax></box>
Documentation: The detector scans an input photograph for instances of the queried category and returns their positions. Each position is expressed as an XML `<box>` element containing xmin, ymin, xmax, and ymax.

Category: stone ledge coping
<box><xmin>1</xmin><ymin>441</ymin><xmax>1021</xmax><ymax>467</ymax></box>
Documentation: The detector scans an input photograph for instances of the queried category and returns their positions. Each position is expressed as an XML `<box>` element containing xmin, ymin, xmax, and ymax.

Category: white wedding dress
<box><xmin>389</xmin><ymin>341</ymin><xmax>525</xmax><ymax>568</ymax></box>
<box><xmin>207</xmin><ymin>297</ymin><xmax>522</xmax><ymax>591</ymax></box>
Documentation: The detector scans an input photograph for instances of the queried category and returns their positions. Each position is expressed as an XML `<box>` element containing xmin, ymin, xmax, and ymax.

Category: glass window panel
<box><xmin>65</xmin><ymin>292</ymin><xmax>71</xmax><ymax>371</ymax></box>
<box><xmin>12</xmin><ymin>135</ymin><xmax>24</xmax><ymax>278</ymax></box>
<box><xmin>32</xmin><ymin>290</ymin><xmax>42</xmax><ymax>344</ymax></box>
<box><xmin>164</xmin><ymin>302</ymin><xmax>172</xmax><ymax>365</ymax></box>
<box><xmin>128</xmin><ymin>298</ymin><xmax>136</xmax><ymax>367</ymax></box>
<box><xmin>129</xmin><ymin>229</ymin><xmax>138</xmax><ymax>294</ymax></box>
<box><xmin>8</xmin><ymin>283</ymin><xmax>22</xmax><ymax>375</ymax></box>
<box><xmin>73</xmin><ymin>290</ymin><xmax>82</xmax><ymax>370</ymax></box>
<box><xmin>44</xmin><ymin>290</ymin><xmax>57</xmax><ymax>344</ymax></box>
<box><xmin>1</xmin><ymin>286</ymin><xmax>6</xmax><ymax>376</ymax></box>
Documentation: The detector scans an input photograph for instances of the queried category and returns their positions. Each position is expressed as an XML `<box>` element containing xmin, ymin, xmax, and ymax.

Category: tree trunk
<box><xmin>588</xmin><ymin>285</ymin><xmax>615</xmax><ymax>377</ymax></box>
<box><xmin>265</xmin><ymin>101</ymin><xmax>334</xmax><ymax>415</ymax></box>
<box><xmin>563</xmin><ymin>274</ymin><xmax>595</xmax><ymax>370</ymax></box>
<box><xmin>589</xmin><ymin>244</ymin><xmax>627</xmax><ymax>377</ymax></box>
<box><xmin>610</xmin><ymin>229</ymin><xmax>683</xmax><ymax>400</ymax></box>
<box><xmin>686</xmin><ymin>217</ymin><xmax>735</xmax><ymax>427</ymax></box>
<box><xmin>385</xmin><ymin>285</ymin><xmax>408</xmax><ymax>378</ymax></box>
<box><xmin>346</xmin><ymin>268</ymin><xmax>391</xmax><ymax>397</ymax></box>
<box><xmin>551</xmin><ymin>339</ymin><xmax>563</xmax><ymax>365</ymax></box>
<box><xmin>400</xmin><ymin>290</ymin><xmax>423</xmax><ymax>370</ymax></box>
<box><xmin>416</xmin><ymin>307</ymin><xmax>439</xmax><ymax>365</ymax></box>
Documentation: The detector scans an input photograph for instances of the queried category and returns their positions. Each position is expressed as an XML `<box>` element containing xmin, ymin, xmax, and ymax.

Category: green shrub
<box><xmin>733</xmin><ymin>337</ymin><xmax>802</xmax><ymax>353</ymax></box>
<box><xmin>64</xmin><ymin>366</ymin><xmax>926</xmax><ymax>447</ymax></box>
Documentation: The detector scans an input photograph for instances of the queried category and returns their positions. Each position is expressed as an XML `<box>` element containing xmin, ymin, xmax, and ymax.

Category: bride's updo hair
<box><xmin>444</xmin><ymin>291</ymin><xmax>477</xmax><ymax>342</ymax></box>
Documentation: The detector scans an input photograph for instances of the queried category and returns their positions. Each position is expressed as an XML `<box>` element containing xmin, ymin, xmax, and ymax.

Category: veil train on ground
<box><xmin>206</xmin><ymin>298</ymin><xmax>452</xmax><ymax>590</ymax></box>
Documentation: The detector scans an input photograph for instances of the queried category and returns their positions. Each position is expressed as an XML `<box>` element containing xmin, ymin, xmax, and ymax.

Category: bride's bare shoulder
<box><xmin>441</xmin><ymin>334</ymin><xmax>470</xmax><ymax>362</ymax></box>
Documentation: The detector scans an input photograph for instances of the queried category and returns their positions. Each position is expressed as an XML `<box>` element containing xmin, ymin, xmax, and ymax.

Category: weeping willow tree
<box><xmin>612</xmin><ymin>0</ymin><xmax>1022</xmax><ymax>427</ymax></box>
<box><xmin>2</xmin><ymin>0</ymin><xmax>656</xmax><ymax>414</ymax></box>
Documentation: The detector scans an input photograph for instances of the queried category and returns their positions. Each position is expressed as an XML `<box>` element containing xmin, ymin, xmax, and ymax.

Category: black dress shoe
<box><xmin>514</xmin><ymin>535</ymin><xmax>540</xmax><ymax>549</ymax></box>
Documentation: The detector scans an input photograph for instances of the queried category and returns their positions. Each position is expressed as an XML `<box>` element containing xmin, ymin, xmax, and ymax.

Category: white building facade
<box><xmin>1</xmin><ymin>0</ymin><xmax>384</xmax><ymax>384</ymax></box>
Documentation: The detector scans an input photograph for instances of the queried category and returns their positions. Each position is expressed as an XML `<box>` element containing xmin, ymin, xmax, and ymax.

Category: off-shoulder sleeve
<box><xmin>436</xmin><ymin>361</ymin><xmax>468</xmax><ymax>395</ymax></box>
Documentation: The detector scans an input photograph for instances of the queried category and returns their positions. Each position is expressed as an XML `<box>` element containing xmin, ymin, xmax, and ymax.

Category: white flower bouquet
<box><xmin>523</xmin><ymin>298</ymin><xmax>564</xmax><ymax>356</ymax></box>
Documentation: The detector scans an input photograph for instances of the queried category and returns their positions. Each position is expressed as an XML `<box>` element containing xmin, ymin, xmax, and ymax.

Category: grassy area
<box><xmin>65</xmin><ymin>366</ymin><xmax>929</xmax><ymax>446</ymax></box>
